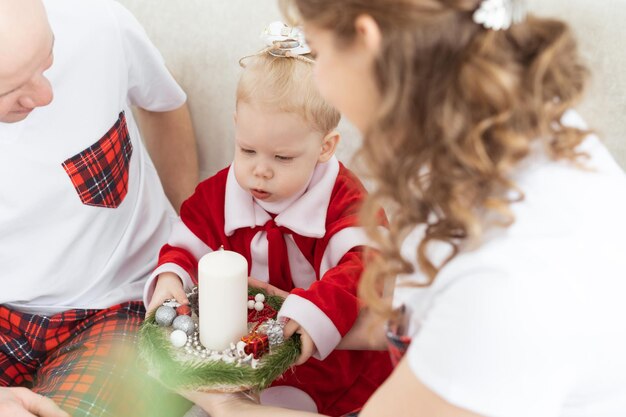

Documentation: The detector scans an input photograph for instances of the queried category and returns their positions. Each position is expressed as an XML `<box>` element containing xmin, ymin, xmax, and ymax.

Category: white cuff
<box><xmin>143</xmin><ymin>263</ymin><xmax>195</xmax><ymax>307</ymax></box>
<box><xmin>319</xmin><ymin>226</ymin><xmax>378</xmax><ymax>276</ymax></box>
<box><xmin>168</xmin><ymin>218</ymin><xmax>213</xmax><ymax>260</ymax></box>
<box><xmin>277</xmin><ymin>294</ymin><xmax>341</xmax><ymax>360</ymax></box>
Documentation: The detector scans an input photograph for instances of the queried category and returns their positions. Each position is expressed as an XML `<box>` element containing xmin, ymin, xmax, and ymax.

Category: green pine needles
<box><xmin>139</xmin><ymin>288</ymin><xmax>301</xmax><ymax>392</ymax></box>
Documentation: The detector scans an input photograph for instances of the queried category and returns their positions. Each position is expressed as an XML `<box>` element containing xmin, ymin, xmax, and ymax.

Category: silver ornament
<box><xmin>155</xmin><ymin>305</ymin><xmax>176</xmax><ymax>327</ymax></box>
<box><xmin>259</xmin><ymin>318</ymin><xmax>285</xmax><ymax>346</ymax></box>
<box><xmin>172</xmin><ymin>315</ymin><xmax>195</xmax><ymax>335</ymax></box>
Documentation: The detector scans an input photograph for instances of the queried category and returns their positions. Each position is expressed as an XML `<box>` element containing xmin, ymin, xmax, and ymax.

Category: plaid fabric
<box><xmin>0</xmin><ymin>301</ymin><xmax>189</xmax><ymax>417</ymax></box>
<box><xmin>62</xmin><ymin>111</ymin><xmax>133</xmax><ymax>208</ymax></box>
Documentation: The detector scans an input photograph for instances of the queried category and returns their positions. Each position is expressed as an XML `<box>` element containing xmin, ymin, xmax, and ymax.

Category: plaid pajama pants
<box><xmin>0</xmin><ymin>301</ymin><xmax>189</xmax><ymax>417</ymax></box>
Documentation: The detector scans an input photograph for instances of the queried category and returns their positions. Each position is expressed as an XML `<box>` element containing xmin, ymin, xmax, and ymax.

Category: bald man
<box><xmin>0</xmin><ymin>0</ymin><xmax>196</xmax><ymax>415</ymax></box>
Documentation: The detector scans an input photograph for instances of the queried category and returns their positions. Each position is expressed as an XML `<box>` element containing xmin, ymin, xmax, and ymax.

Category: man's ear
<box><xmin>354</xmin><ymin>14</ymin><xmax>382</xmax><ymax>57</ymax></box>
<box><xmin>319</xmin><ymin>131</ymin><xmax>340</xmax><ymax>163</ymax></box>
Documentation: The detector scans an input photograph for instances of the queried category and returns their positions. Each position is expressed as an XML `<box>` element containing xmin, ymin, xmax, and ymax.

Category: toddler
<box><xmin>143</xmin><ymin>24</ymin><xmax>392</xmax><ymax>416</ymax></box>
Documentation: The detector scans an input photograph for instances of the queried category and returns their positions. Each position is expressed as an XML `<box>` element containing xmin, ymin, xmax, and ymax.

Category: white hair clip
<box><xmin>473</xmin><ymin>0</ymin><xmax>526</xmax><ymax>31</ymax></box>
<box><xmin>240</xmin><ymin>21</ymin><xmax>314</xmax><ymax>66</ymax></box>
<box><xmin>261</xmin><ymin>21</ymin><xmax>314</xmax><ymax>62</ymax></box>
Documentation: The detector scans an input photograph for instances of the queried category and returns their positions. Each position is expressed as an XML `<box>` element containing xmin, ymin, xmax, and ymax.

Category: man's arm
<box><xmin>135</xmin><ymin>102</ymin><xmax>199</xmax><ymax>212</ymax></box>
<box><xmin>0</xmin><ymin>387</ymin><xmax>69</xmax><ymax>417</ymax></box>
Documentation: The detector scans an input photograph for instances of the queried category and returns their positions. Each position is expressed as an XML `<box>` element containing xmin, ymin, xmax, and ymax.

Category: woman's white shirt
<box><xmin>395</xmin><ymin>111</ymin><xmax>626</xmax><ymax>417</ymax></box>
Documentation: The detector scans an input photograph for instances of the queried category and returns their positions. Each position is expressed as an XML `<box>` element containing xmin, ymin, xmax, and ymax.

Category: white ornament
<box><xmin>222</xmin><ymin>355</ymin><xmax>236</xmax><ymax>364</ymax></box>
<box><xmin>247</xmin><ymin>300</ymin><xmax>256</xmax><ymax>310</ymax></box>
<box><xmin>236</xmin><ymin>340</ymin><xmax>247</xmax><ymax>357</ymax></box>
<box><xmin>254</xmin><ymin>301</ymin><xmax>264</xmax><ymax>311</ymax></box>
<box><xmin>254</xmin><ymin>293</ymin><xmax>266</xmax><ymax>303</ymax></box>
<box><xmin>162</xmin><ymin>299</ymin><xmax>181</xmax><ymax>308</ymax></box>
<box><xmin>170</xmin><ymin>330</ymin><xmax>188</xmax><ymax>348</ymax></box>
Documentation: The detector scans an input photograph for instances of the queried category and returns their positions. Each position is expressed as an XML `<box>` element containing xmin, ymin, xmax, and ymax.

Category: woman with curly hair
<box><xmin>185</xmin><ymin>1</ymin><xmax>626</xmax><ymax>416</ymax></box>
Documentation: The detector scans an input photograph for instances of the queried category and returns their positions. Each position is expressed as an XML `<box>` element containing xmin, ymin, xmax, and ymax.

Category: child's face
<box><xmin>233</xmin><ymin>102</ymin><xmax>330</xmax><ymax>203</ymax></box>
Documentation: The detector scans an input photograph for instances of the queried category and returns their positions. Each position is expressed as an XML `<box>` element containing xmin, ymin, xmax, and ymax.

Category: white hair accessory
<box><xmin>261</xmin><ymin>21</ymin><xmax>313</xmax><ymax>61</ymax></box>
<box><xmin>240</xmin><ymin>21</ymin><xmax>314</xmax><ymax>66</ymax></box>
<box><xmin>472</xmin><ymin>0</ymin><xmax>526</xmax><ymax>31</ymax></box>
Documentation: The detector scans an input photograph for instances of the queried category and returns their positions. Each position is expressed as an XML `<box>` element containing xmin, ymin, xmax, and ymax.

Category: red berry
<box><xmin>176</xmin><ymin>304</ymin><xmax>192</xmax><ymax>316</ymax></box>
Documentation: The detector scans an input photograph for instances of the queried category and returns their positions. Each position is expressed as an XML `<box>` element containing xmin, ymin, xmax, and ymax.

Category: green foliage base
<box><xmin>139</xmin><ymin>288</ymin><xmax>301</xmax><ymax>392</ymax></box>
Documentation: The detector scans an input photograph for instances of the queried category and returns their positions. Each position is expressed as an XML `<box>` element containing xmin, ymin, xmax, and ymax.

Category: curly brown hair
<box><xmin>281</xmin><ymin>0</ymin><xmax>590</xmax><ymax>320</ymax></box>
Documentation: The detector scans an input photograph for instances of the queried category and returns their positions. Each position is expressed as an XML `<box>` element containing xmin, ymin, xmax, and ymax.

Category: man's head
<box><xmin>0</xmin><ymin>0</ymin><xmax>54</xmax><ymax>123</ymax></box>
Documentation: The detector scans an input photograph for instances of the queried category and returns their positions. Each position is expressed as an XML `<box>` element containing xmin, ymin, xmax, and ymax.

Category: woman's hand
<box><xmin>181</xmin><ymin>390</ymin><xmax>258</xmax><ymax>417</ymax></box>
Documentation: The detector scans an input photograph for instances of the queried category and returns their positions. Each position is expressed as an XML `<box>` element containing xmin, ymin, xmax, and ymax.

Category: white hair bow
<box><xmin>473</xmin><ymin>0</ymin><xmax>527</xmax><ymax>31</ymax></box>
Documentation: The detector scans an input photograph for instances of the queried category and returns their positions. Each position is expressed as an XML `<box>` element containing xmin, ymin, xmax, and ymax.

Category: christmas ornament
<box><xmin>140</xmin><ymin>287</ymin><xmax>301</xmax><ymax>393</ymax></box>
<box><xmin>176</xmin><ymin>304</ymin><xmax>192</xmax><ymax>316</ymax></box>
<box><xmin>155</xmin><ymin>305</ymin><xmax>176</xmax><ymax>327</ymax></box>
<box><xmin>242</xmin><ymin>333</ymin><xmax>269</xmax><ymax>359</ymax></box>
<box><xmin>258</xmin><ymin>318</ymin><xmax>285</xmax><ymax>346</ymax></box>
<box><xmin>172</xmin><ymin>315</ymin><xmax>195</xmax><ymax>336</ymax></box>
<box><xmin>162</xmin><ymin>299</ymin><xmax>181</xmax><ymax>308</ymax></box>
<box><xmin>170</xmin><ymin>329</ymin><xmax>187</xmax><ymax>347</ymax></box>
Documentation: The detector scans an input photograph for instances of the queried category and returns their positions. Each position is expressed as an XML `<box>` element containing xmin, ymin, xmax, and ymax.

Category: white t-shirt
<box><xmin>395</xmin><ymin>111</ymin><xmax>626</xmax><ymax>417</ymax></box>
<box><xmin>0</xmin><ymin>0</ymin><xmax>186</xmax><ymax>314</ymax></box>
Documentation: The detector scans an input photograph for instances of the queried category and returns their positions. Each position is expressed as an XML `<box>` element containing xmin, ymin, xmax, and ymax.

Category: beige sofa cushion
<box><xmin>119</xmin><ymin>0</ymin><xmax>626</xmax><ymax>177</ymax></box>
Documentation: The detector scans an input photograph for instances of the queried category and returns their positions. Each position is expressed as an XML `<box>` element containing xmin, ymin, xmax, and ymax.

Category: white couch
<box><xmin>119</xmin><ymin>0</ymin><xmax>626</xmax><ymax>178</ymax></box>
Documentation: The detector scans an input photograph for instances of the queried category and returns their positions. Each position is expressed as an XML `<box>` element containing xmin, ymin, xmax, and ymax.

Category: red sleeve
<box><xmin>155</xmin><ymin>167</ymin><xmax>230</xmax><ymax>283</ymax></box>
<box><xmin>291</xmin><ymin>248</ymin><xmax>364</xmax><ymax>336</ymax></box>
<box><xmin>291</xmin><ymin>164</ymin><xmax>387</xmax><ymax>335</ymax></box>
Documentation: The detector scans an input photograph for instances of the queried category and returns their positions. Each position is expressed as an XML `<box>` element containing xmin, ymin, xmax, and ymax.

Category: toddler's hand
<box><xmin>283</xmin><ymin>319</ymin><xmax>316</xmax><ymax>365</ymax></box>
<box><xmin>247</xmin><ymin>277</ymin><xmax>289</xmax><ymax>298</ymax></box>
<box><xmin>146</xmin><ymin>272</ymin><xmax>189</xmax><ymax>315</ymax></box>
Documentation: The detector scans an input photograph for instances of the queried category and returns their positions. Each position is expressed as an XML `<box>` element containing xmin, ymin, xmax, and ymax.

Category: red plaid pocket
<box><xmin>62</xmin><ymin>112</ymin><xmax>133</xmax><ymax>208</ymax></box>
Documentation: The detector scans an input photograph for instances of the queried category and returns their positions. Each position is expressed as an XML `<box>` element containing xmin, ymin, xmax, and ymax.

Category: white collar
<box><xmin>224</xmin><ymin>156</ymin><xmax>340</xmax><ymax>238</ymax></box>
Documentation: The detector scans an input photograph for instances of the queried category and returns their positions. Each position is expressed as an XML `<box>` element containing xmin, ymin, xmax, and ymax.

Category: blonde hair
<box><xmin>237</xmin><ymin>52</ymin><xmax>340</xmax><ymax>134</ymax></box>
<box><xmin>282</xmin><ymin>0</ymin><xmax>590</xmax><ymax>321</ymax></box>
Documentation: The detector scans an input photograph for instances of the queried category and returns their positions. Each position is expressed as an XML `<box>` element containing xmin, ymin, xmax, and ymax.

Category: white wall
<box><xmin>119</xmin><ymin>0</ymin><xmax>626</xmax><ymax>178</ymax></box>
<box><xmin>530</xmin><ymin>0</ymin><xmax>626</xmax><ymax>169</ymax></box>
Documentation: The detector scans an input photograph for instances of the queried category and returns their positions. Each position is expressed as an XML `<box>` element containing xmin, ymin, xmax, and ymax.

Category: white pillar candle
<box><xmin>198</xmin><ymin>249</ymin><xmax>248</xmax><ymax>351</ymax></box>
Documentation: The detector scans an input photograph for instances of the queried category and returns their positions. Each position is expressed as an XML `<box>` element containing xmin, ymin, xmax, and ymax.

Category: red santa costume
<box><xmin>144</xmin><ymin>156</ymin><xmax>392</xmax><ymax>416</ymax></box>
